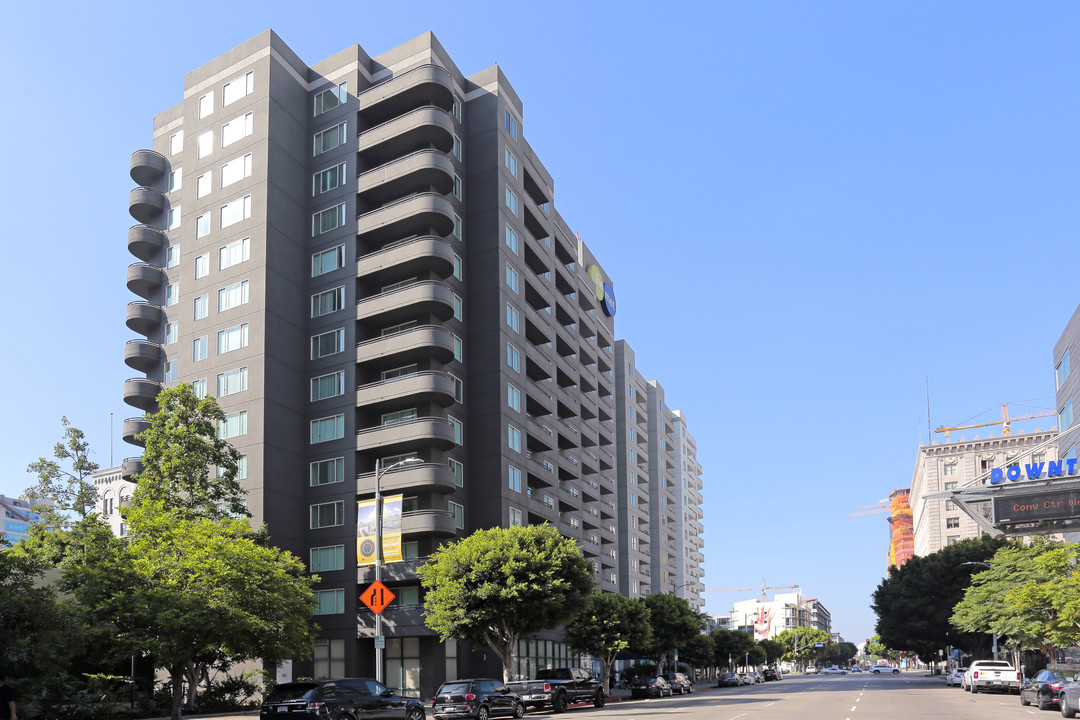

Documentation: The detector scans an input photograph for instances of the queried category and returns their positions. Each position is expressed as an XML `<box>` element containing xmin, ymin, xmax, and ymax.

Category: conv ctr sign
<box><xmin>993</xmin><ymin>489</ymin><xmax>1080</xmax><ymax>525</ymax></box>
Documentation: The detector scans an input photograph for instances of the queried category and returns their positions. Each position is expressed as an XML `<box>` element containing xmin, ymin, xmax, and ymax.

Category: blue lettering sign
<box><xmin>990</xmin><ymin>468</ymin><xmax>1005</xmax><ymax>484</ymax></box>
<box><xmin>1026</xmin><ymin>463</ymin><xmax>1046</xmax><ymax>479</ymax></box>
<box><xmin>1049</xmin><ymin>460</ymin><xmax>1064</xmax><ymax>477</ymax></box>
<box><xmin>1007</xmin><ymin>465</ymin><xmax>1022</xmax><ymax>481</ymax></box>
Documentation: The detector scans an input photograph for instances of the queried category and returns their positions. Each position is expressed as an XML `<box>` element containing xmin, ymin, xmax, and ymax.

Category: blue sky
<box><xmin>1</xmin><ymin>1</ymin><xmax>1077</xmax><ymax>646</ymax></box>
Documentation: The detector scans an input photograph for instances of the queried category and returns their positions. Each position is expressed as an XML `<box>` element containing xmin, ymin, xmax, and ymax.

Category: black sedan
<box><xmin>629</xmin><ymin>676</ymin><xmax>672</xmax><ymax>698</ymax></box>
<box><xmin>1020</xmin><ymin>668</ymin><xmax>1077</xmax><ymax>711</ymax></box>
<box><xmin>432</xmin><ymin>679</ymin><xmax>524</xmax><ymax>720</ymax></box>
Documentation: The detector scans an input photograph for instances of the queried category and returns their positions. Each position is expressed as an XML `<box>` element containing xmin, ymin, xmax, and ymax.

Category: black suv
<box><xmin>432</xmin><ymin>679</ymin><xmax>524</xmax><ymax>720</ymax></box>
<box><xmin>261</xmin><ymin>679</ymin><xmax>425</xmax><ymax>720</ymax></box>
<box><xmin>762</xmin><ymin>668</ymin><xmax>782</xmax><ymax>682</ymax></box>
<box><xmin>659</xmin><ymin>673</ymin><xmax>694</xmax><ymax>694</ymax></box>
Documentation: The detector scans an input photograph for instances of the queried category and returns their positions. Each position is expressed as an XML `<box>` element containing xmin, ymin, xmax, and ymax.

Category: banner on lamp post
<box><xmin>356</xmin><ymin>495</ymin><xmax>404</xmax><ymax>566</ymax></box>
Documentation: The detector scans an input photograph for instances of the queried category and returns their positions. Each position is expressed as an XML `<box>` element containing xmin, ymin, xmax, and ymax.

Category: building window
<box><xmin>196</xmin><ymin>172</ymin><xmax>212</xmax><ymax>198</ymax></box>
<box><xmin>310</xmin><ymin>545</ymin><xmax>345</xmax><ymax>572</ymax></box>
<box><xmin>381</xmin><ymin>408</ymin><xmax>417</xmax><ymax>426</ymax></box>
<box><xmin>219</xmin><ymin>237</ymin><xmax>250</xmax><ymax>270</ymax></box>
<box><xmin>509</xmin><ymin>507</ymin><xmax>523</xmax><ymax>527</ymax></box>
<box><xmin>311</xmin><ymin>287</ymin><xmax>345</xmax><ymax>317</ymax></box>
<box><xmin>193</xmin><ymin>336</ymin><xmax>207</xmax><ymax>361</ymax></box>
<box><xmin>313</xmin><ymin>162</ymin><xmax>347</xmax><ymax>195</ymax></box>
<box><xmin>165</xmin><ymin>322</ymin><xmax>178</xmax><ymax>345</ymax></box>
<box><xmin>310</xmin><ymin>458</ymin><xmax>344</xmax><ymax>486</ymax></box>
<box><xmin>217</xmin><ymin>323</ymin><xmax>249</xmax><ymax>354</ymax></box>
<box><xmin>310</xmin><ymin>415</ymin><xmax>345</xmax><ymax>444</ymax></box>
<box><xmin>505</xmin><ymin>225</ymin><xmax>518</xmax><ymax>254</ymax></box>
<box><xmin>311</xmin><ymin>500</ymin><xmax>343</xmax><ymax>528</ymax></box>
<box><xmin>170</xmin><ymin>131</ymin><xmax>183</xmax><ymax>156</ymax></box>
<box><xmin>168</xmin><ymin>207</ymin><xmax>181</xmax><ymax>230</ymax></box>
<box><xmin>217</xmin><ymin>367</ymin><xmax>248</xmax><ymax>397</ymax></box>
<box><xmin>507</xmin><ymin>343</ymin><xmax>519</xmax><ymax>372</ymax></box>
<box><xmin>453</xmin><ymin>214</ymin><xmax>462</xmax><ymax>239</ymax></box>
<box><xmin>453</xmin><ymin>254</ymin><xmax>463</xmax><ymax>280</ymax></box>
<box><xmin>454</xmin><ymin>175</ymin><xmax>462</xmax><ymax>199</ymax></box>
<box><xmin>505</xmin><ymin>110</ymin><xmax>518</xmax><ymax>139</ymax></box>
<box><xmin>506</xmin><ymin>303</ymin><xmax>519</xmax><ymax>332</ymax></box>
<box><xmin>166</xmin><ymin>246</ymin><xmax>181</xmax><ymax>268</ymax></box>
<box><xmin>505</xmin><ymin>147</ymin><xmax>518</xmax><ymax>178</ymax></box>
<box><xmin>451</xmin><ymin>134</ymin><xmax>461</xmax><ymax>160</ymax></box>
<box><xmin>313</xmin><ymin>589</ymin><xmax>344</xmax><ymax>615</ymax></box>
<box><xmin>314</xmin><ymin>122</ymin><xmax>347</xmax><ymax>155</ymax></box>
<box><xmin>382</xmin><ymin>364</ymin><xmax>418</xmax><ymax>381</ymax></box>
<box><xmin>314</xmin><ymin>82</ymin><xmax>348</xmax><ymax>116</ymax></box>
<box><xmin>453</xmin><ymin>294</ymin><xmax>463</xmax><ymax>321</ymax></box>
<box><xmin>220</xmin><ymin>195</ymin><xmax>252</xmax><ymax>229</ymax></box>
<box><xmin>508</xmin><ymin>465</ymin><xmax>521</xmax><ymax>492</ymax></box>
<box><xmin>943</xmin><ymin>463</ymin><xmax>957</xmax><ymax>476</ymax></box>
<box><xmin>193</xmin><ymin>294</ymin><xmax>208</xmax><ymax>320</ymax></box>
<box><xmin>196</xmin><ymin>213</ymin><xmax>211</xmax><ymax>239</ymax></box>
<box><xmin>449</xmin><ymin>416</ymin><xmax>463</xmax><ymax>445</ymax></box>
<box><xmin>508</xmin><ymin>425</ymin><xmax>521</xmax><ymax>452</ymax></box>
<box><xmin>1062</xmin><ymin>399</ymin><xmax>1075</xmax><ymax>431</ymax></box>
<box><xmin>505</xmin><ymin>187</ymin><xmax>518</xmax><ymax>215</ymax></box>
<box><xmin>221</xmin><ymin>112</ymin><xmax>254</xmax><ymax>147</ymax></box>
<box><xmin>311</xmin><ymin>371</ymin><xmax>345</xmax><ymax>401</ymax></box>
<box><xmin>506</xmin><ymin>264</ymin><xmax>519</xmax><ymax>293</ymax></box>
<box><xmin>193</xmin><ymin>253</ymin><xmax>209</xmax><ymax>279</ymax></box>
<box><xmin>222</xmin><ymin>71</ymin><xmax>254</xmax><ymax>106</ymax></box>
<box><xmin>197</xmin><ymin>131</ymin><xmax>213</xmax><ymax>159</ymax></box>
<box><xmin>198</xmin><ymin>91</ymin><xmax>214</xmax><ymax>119</ymax></box>
<box><xmin>311</xmin><ymin>328</ymin><xmax>345</xmax><ymax>359</ymax></box>
<box><xmin>218</xmin><ymin>280</ymin><xmax>249</xmax><ymax>311</ymax></box>
<box><xmin>452</xmin><ymin>96</ymin><xmax>462</xmax><ymax>121</ymax></box>
<box><xmin>163</xmin><ymin>360</ymin><xmax>178</xmax><ymax>383</ymax></box>
<box><xmin>449</xmin><ymin>501</ymin><xmax>464</xmax><ymax>529</ymax></box>
<box><xmin>165</xmin><ymin>283</ymin><xmax>179</xmax><ymax>306</ymax></box>
<box><xmin>313</xmin><ymin>204</ymin><xmax>346</xmax><ymax>235</ymax></box>
<box><xmin>451</xmin><ymin>374</ymin><xmax>463</xmax><ymax>403</ymax></box>
<box><xmin>169</xmin><ymin>169</ymin><xmax>182</xmax><ymax>192</ymax></box>
<box><xmin>947</xmin><ymin>535</ymin><xmax>960</xmax><ymax>546</ymax></box>
<box><xmin>218</xmin><ymin>411</ymin><xmax>247</xmax><ymax>439</ymax></box>
<box><xmin>507</xmin><ymin>383</ymin><xmax>520</xmax><ymax>412</ymax></box>
<box><xmin>453</xmin><ymin>335</ymin><xmax>463</xmax><ymax>362</ymax></box>
<box><xmin>449</xmin><ymin>458</ymin><xmax>464</xmax><ymax>487</ymax></box>
<box><xmin>192</xmin><ymin>378</ymin><xmax>207</xmax><ymax>398</ymax></box>
<box><xmin>221</xmin><ymin>153</ymin><xmax>252</xmax><ymax>188</ymax></box>
<box><xmin>1059</xmin><ymin>350</ymin><xmax>1071</xmax><ymax>388</ymax></box>
<box><xmin>946</xmin><ymin>517</ymin><xmax>960</xmax><ymax>529</ymax></box>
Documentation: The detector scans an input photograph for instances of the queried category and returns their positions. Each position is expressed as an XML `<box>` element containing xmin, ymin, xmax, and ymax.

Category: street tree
<box><xmin>641</xmin><ymin>594</ymin><xmax>705</xmax><ymax>673</ymax></box>
<box><xmin>24</xmin><ymin>416</ymin><xmax>99</xmax><ymax>529</ymax></box>
<box><xmin>775</xmin><ymin>627</ymin><xmax>831</xmax><ymax>667</ymax></box>
<box><xmin>711</xmin><ymin>628</ymin><xmax>758</xmax><ymax>671</ymax></box>
<box><xmin>679</xmin><ymin>633</ymin><xmax>717</xmax><ymax>677</ymax></box>
<box><xmin>565</xmin><ymin>592</ymin><xmax>651</xmax><ymax>693</ymax></box>
<box><xmin>872</xmin><ymin>534</ymin><xmax>1011</xmax><ymax>660</ymax></box>
<box><xmin>759</xmin><ymin>638</ymin><xmax>786</xmax><ymax>666</ymax></box>
<box><xmin>418</xmin><ymin>524</ymin><xmax>595</xmax><ymax>681</ymax></box>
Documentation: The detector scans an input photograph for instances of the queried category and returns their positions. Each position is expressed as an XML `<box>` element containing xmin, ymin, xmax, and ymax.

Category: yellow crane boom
<box><xmin>934</xmin><ymin>402</ymin><xmax>1055</xmax><ymax>440</ymax></box>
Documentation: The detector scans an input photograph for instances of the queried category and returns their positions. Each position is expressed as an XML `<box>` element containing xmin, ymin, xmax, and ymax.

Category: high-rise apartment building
<box><xmin>122</xmin><ymin>29</ymin><xmax>703</xmax><ymax>696</ymax></box>
<box><xmin>0</xmin><ymin>495</ymin><xmax>40</xmax><ymax>544</ymax></box>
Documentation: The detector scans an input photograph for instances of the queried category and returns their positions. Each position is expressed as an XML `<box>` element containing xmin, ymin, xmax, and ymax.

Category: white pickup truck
<box><xmin>962</xmin><ymin>660</ymin><xmax>1021</xmax><ymax>693</ymax></box>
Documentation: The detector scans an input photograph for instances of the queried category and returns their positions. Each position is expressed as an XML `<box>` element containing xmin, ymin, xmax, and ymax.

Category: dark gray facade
<box><xmin>123</xmin><ymin>29</ymin><xmax>703</xmax><ymax>698</ymax></box>
<box><xmin>1055</xmin><ymin>303</ymin><xmax>1080</xmax><ymax>460</ymax></box>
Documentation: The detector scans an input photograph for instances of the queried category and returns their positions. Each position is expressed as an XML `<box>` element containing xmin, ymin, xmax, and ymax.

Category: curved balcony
<box><xmin>126</xmin><ymin>301</ymin><xmax>164</xmax><ymax>336</ymax></box>
<box><xmin>356</xmin><ymin>280</ymin><xmax>457</xmax><ymax>326</ymax></box>
<box><xmin>357</xmin><ymin>64</ymin><xmax>455</xmax><ymax>125</ymax></box>
<box><xmin>355</xmin><ymin>324</ymin><xmax>457</xmax><ymax>365</ymax></box>
<box><xmin>357</xmin><ymin>149</ymin><xmax>455</xmax><ymax>206</ymax></box>
<box><xmin>122</xmin><ymin>416</ymin><xmax>152</xmax><ymax>446</ymax></box>
<box><xmin>357</xmin><ymin>236</ymin><xmax>455</xmax><ymax>284</ymax></box>
<box><xmin>129</xmin><ymin>149</ymin><xmax>168</xmax><ymax>186</ymax></box>
<box><xmin>123</xmin><ymin>378</ymin><xmax>162</xmax><ymax>411</ymax></box>
<box><xmin>356</xmin><ymin>192</ymin><xmax>455</xmax><ymax>245</ymax></box>
<box><xmin>121</xmin><ymin>456</ymin><xmax>144</xmax><ymax>481</ymax></box>
<box><xmin>126</xmin><ymin>262</ymin><xmax>165</xmax><ymax>299</ymax></box>
<box><xmin>127</xmin><ymin>224</ymin><xmax>167</xmax><ymax>262</ymax></box>
<box><xmin>124</xmin><ymin>339</ymin><xmax>163</xmax><ymax>373</ymax></box>
<box><xmin>356</xmin><ymin>371</ymin><xmax>457</xmax><ymax>409</ymax></box>
<box><xmin>400</xmin><ymin>509</ymin><xmax>457</xmax><ymax>538</ymax></box>
<box><xmin>357</xmin><ymin>106</ymin><xmax>455</xmax><ymax>168</ymax></box>
<box><xmin>128</xmin><ymin>186</ymin><xmax>166</xmax><ymax>224</ymax></box>
<box><xmin>356</xmin><ymin>416</ymin><xmax>456</xmax><ymax>453</ymax></box>
<box><xmin>357</xmin><ymin>462</ymin><xmax>457</xmax><ymax>496</ymax></box>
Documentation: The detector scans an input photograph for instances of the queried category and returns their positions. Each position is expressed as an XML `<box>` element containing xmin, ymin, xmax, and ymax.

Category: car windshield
<box><xmin>266</xmin><ymin>683</ymin><xmax>319</xmax><ymax>702</ymax></box>
<box><xmin>536</xmin><ymin>669</ymin><xmax>573</xmax><ymax>680</ymax></box>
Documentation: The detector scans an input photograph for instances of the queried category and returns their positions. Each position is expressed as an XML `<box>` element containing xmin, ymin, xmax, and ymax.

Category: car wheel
<box><xmin>593</xmin><ymin>692</ymin><xmax>605</xmax><ymax>708</ymax></box>
<box><xmin>1040</xmin><ymin>695</ymin><xmax>1055</xmax><ymax>712</ymax></box>
<box><xmin>1022</xmin><ymin>691</ymin><xmax>1031</xmax><ymax>706</ymax></box>
<box><xmin>972</xmin><ymin>684</ymin><xmax>979</xmax><ymax>694</ymax></box>
<box><xmin>514</xmin><ymin>701</ymin><xmax>526</xmax><ymax>718</ymax></box>
<box><xmin>478</xmin><ymin>706</ymin><xmax>490</xmax><ymax>720</ymax></box>
<box><xmin>407</xmin><ymin>710</ymin><xmax>424</xmax><ymax>720</ymax></box>
<box><xmin>688</xmin><ymin>685</ymin><xmax>694</xmax><ymax>694</ymax></box>
<box><xmin>1063</xmin><ymin>696</ymin><xmax>1077</xmax><ymax>718</ymax></box>
<box><xmin>892</xmin><ymin>669</ymin><xmax>899</xmax><ymax>674</ymax></box>
<box><xmin>552</xmin><ymin>692</ymin><xmax>568</xmax><ymax>714</ymax></box>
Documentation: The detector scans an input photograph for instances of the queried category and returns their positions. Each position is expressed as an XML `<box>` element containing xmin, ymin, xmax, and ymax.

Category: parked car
<box><xmin>963</xmin><ymin>660</ymin><xmax>1020</xmax><ymax>693</ymax></box>
<box><xmin>629</xmin><ymin>676</ymin><xmax>672</xmax><ymax>698</ymax></box>
<box><xmin>718</xmin><ymin>673</ymin><xmax>743</xmax><ymax>687</ymax></box>
<box><xmin>1020</xmin><ymin>667</ymin><xmax>1078</xmax><ymax>711</ymax></box>
<box><xmin>762</xmin><ymin>668</ymin><xmax>782</xmax><ymax>681</ymax></box>
<box><xmin>945</xmin><ymin>667</ymin><xmax>967</xmax><ymax>687</ymax></box>
<box><xmin>261</xmin><ymin>679</ymin><xmax>425</xmax><ymax>720</ymax></box>
<box><xmin>821</xmin><ymin>667</ymin><xmax>847</xmax><ymax>675</ymax></box>
<box><xmin>432</xmin><ymin>678</ymin><xmax>524</xmax><ymax>720</ymax></box>
<box><xmin>868</xmin><ymin>665</ymin><xmax>900</xmax><ymax>674</ymax></box>
<box><xmin>505</xmin><ymin>667</ymin><xmax>604</xmax><ymax>712</ymax></box>
<box><xmin>659</xmin><ymin>673</ymin><xmax>694</xmax><ymax>694</ymax></box>
<box><xmin>1059</xmin><ymin>675</ymin><xmax>1080</xmax><ymax>717</ymax></box>
<box><xmin>803</xmin><ymin>667</ymin><xmax>820</xmax><ymax>674</ymax></box>
<box><xmin>848</xmin><ymin>666</ymin><xmax>861</xmax><ymax>673</ymax></box>
<box><xmin>739</xmin><ymin>672</ymin><xmax>754</xmax><ymax>684</ymax></box>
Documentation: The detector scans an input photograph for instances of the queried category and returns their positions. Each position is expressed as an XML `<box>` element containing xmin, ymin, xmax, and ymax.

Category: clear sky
<box><xmin>1</xmin><ymin>1</ymin><xmax>1077</xmax><ymax>646</ymax></box>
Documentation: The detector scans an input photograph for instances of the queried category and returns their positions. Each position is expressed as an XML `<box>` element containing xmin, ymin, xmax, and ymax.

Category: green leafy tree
<box><xmin>759</xmin><ymin>638</ymin><xmax>785</xmax><ymax>666</ymax></box>
<box><xmin>679</xmin><ymin>633</ymin><xmax>716</xmax><ymax>676</ymax></box>
<box><xmin>565</xmin><ymin>593</ymin><xmax>651</xmax><ymax>693</ymax></box>
<box><xmin>711</xmin><ymin>628</ymin><xmax>758</xmax><ymax>671</ymax></box>
<box><xmin>952</xmin><ymin>536</ymin><xmax>1080</xmax><ymax>661</ymax></box>
<box><xmin>775</xmin><ymin>627</ymin><xmax>831</xmax><ymax>667</ymax></box>
<box><xmin>641</xmin><ymin>594</ymin><xmax>705</xmax><ymax>673</ymax></box>
<box><xmin>864</xmin><ymin>634</ymin><xmax>895</xmax><ymax>662</ymax></box>
<box><xmin>418</xmin><ymin>524</ymin><xmax>595</xmax><ymax>681</ymax></box>
<box><xmin>872</xmin><ymin>535</ymin><xmax>1011</xmax><ymax>659</ymax></box>
<box><xmin>24</xmin><ymin>416</ymin><xmax>99</xmax><ymax>529</ymax></box>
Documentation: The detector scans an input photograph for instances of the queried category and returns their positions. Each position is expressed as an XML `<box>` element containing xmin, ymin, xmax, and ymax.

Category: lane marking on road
<box><xmin>850</xmin><ymin>706</ymin><xmax>857</xmax><ymax>711</ymax></box>
<box><xmin>726</xmin><ymin>714</ymin><xmax>746</xmax><ymax>720</ymax></box>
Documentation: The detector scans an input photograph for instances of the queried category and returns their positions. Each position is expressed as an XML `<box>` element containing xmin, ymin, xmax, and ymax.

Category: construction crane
<box><xmin>705</xmin><ymin>578</ymin><xmax>799</xmax><ymax>602</ymax></box>
<box><xmin>849</xmin><ymin>499</ymin><xmax>890</xmax><ymax>518</ymax></box>
<box><xmin>934</xmin><ymin>402</ymin><xmax>1056</xmax><ymax>440</ymax></box>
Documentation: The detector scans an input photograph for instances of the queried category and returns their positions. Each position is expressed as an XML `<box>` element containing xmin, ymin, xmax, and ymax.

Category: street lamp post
<box><xmin>962</xmin><ymin>561</ymin><xmax>998</xmax><ymax>661</ymax></box>
<box><xmin>374</xmin><ymin>457</ymin><xmax>422</xmax><ymax>685</ymax></box>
